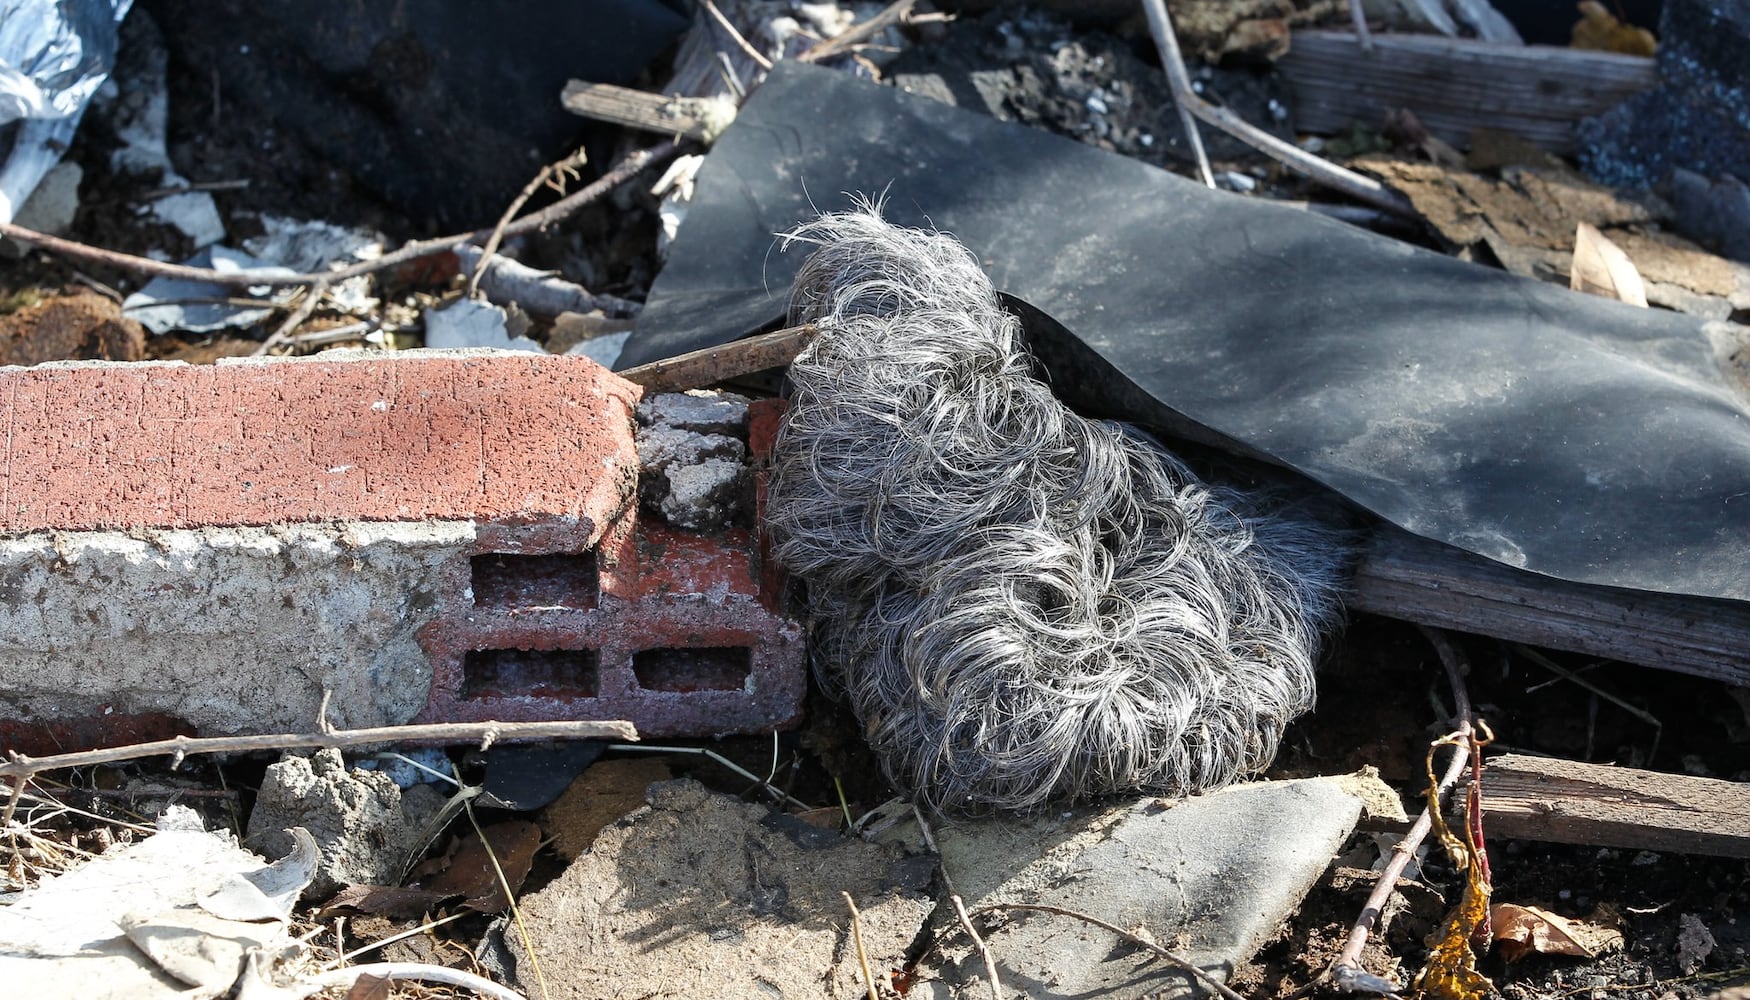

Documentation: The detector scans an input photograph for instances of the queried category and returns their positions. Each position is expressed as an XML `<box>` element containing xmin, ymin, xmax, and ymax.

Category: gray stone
<box><xmin>661</xmin><ymin>459</ymin><xmax>752</xmax><ymax>531</ymax></box>
<box><xmin>635</xmin><ymin>407</ymin><xmax>752</xmax><ymax>531</ymax></box>
<box><xmin>926</xmin><ymin>773</ymin><xmax>1386</xmax><ymax>999</ymax></box>
<box><xmin>635</xmin><ymin>389</ymin><xmax>751</xmax><ymax>437</ymax></box>
<box><xmin>246</xmin><ymin>749</ymin><xmax>440</xmax><ymax>899</ymax></box>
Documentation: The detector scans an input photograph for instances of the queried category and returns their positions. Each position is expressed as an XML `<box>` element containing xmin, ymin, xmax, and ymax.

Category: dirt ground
<box><xmin>2</xmin><ymin>4</ymin><xmax>1747</xmax><ymax>999</ymax></box>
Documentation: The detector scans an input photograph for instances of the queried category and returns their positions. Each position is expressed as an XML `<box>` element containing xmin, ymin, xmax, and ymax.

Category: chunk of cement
<box><xmin>924</xmin><ymin>773</ymin><xmax>1387</xmax><ymax>999</ymax></box>
<box><xmin>246</xmin><ymin>748</ymin><xmax>443</xmax><ymax>899</ymax></box>
<box><xmin>636</xmin><ymin>389</ymin><xmax>751</xmax><ymax>437</ymax></box>
<box><xmin>636</xmin><ymin>399</ymin><xmax>753</xmax><ymax>530</ymax></box>
<box><xmin>506</xmin><ymin>778</ymin><xmax>935</xmax><ymax>1000</ymax></box>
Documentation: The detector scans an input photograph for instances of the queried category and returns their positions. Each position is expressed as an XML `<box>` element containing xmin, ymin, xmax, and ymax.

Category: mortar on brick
<box><xmin>0</xmin><ymin>522</ymin><xmax>472</xmax><ymax>734</ymax></box>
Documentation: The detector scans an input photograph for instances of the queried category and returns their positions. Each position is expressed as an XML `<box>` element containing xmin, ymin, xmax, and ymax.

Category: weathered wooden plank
<box><xmin>1480</xmin><ymin>754</ymin><xmax>1750</xmax><ymax>858</ymax></box>
<box><xmin>561</xmin><ymin>80</ymin><xmax>735</xmax><ymax>142</ymax></box>
<box><xmin>1278</xmin><ymin>31</ymin><xmax>1657</xmax><ymax>154</ymax></box>
<box><xmin>1346</xmin><ymin>527</ymin><xmax>1750</xmax><ymax>687</ymax></box>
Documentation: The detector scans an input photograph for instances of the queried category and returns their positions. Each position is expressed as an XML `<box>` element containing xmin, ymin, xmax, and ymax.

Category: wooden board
<box><xmin>1278</xmin><ymin>31</ymin><xmax>1657</xmax><ymax>154</ymax></box>
<box><xmin>561</xmin><ymin>80</ymin><xmax>733</xmax><ymax>142</ymax></box>
<box><xmin>1480</xmin><ymin>754</ymin><xmax>1750</xmax><ymax>858</ymax></box>
<box><xmin>1346</xmin><ymin>527</ymin><xmax>1750</xmax><ymax>687</ymax></box>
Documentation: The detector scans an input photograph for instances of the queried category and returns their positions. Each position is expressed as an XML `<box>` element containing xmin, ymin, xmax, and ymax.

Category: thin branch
<box><xmin>1328</xmin><ymin>627</ymin><xmax>1478</xmax><ymax>995</ymax></box>
<box><xmin>911</xmin><ymin>804</ymin><xmax>1004</xmax><ymax>1000</ymax></box>
<box><xmin>843</xmin><ymin>891</ymin><xmax>881</xmax><ymax>1000</ymax></box>
<box><xmin>1137</xmin><ymin>0</ymin><xmax>1413</xmax><ymax>215</ymax></box>
<box><xmin>467</xmin><ymin>147</ymin><xmax>590</xmax><ymax>301</ymax></box>
<box><xmin>0</xmin><ymin>718</ymin><xmax>638</xmax><ymax>782</ymax></box>
<box><xmin>953</xmin><ymin>894</ymin><xmax>1006</xmax><ymax>1000</ymax></box>
<box><xmin>252</xmin><ymin>279</ymin><xmax>328</xmax><ymax>357</ymax></box>
<box><xmin>799</xmin><ymin>0</ymin><xmax>918</xmax><ymax>63</ymax></box>
<box><xmin>700</xmin><ymin>0</ymin><xmax>774</xmax><ymax>71</ymax></box>
<box><xmin>0</xmin><ymin>141</ymin><xmax>682</xmax><ymax>289</ymax></box>
<box><xmin>968</xmin><ymin>901</ymin><xmax>1252</xmax><ymax>1000</ymax></box>
<box><xmin>1349</xmin><ymin>0</ymin><xmax>1375</xmax><ymax>51</ymax></box>
<box><xmin>1139</xmin><ymin>0</ymin><xmax>1215</xmax><ymax>188</ymax></box>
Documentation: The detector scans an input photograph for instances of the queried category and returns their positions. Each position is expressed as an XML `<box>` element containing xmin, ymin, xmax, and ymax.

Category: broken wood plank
<box><xmin>617</xmin><ymin>324</ymin><xmax>817</xmax><ymax>393</ymax></box>
<box><xmin>1480</xmin><ymin>754</ymin><xmax>1750</xmax><ymax>859</ymax></box>
<box><xmin>561</xmin><ymin>80</ymin><xmax>736</xmax><ymax>142</ymax></box>
<box><xmin>1278</xmin><ymin>31</ymin><xmax>1657</xmax><ymax>154</ymax></box>
<box><xmin>1346</xmin><ymin>526</ymin><xmax>1750</xmax><ymax>687</ymax></box>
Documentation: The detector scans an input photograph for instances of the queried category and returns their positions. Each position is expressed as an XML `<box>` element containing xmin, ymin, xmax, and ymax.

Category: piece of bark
<box><xmin>1346</xmin><ymin>526</ymin><xmax>1750</xmax><ymax>687</ymax></box>
<box><xmin>1480</xmin><ymin>754</ymin><xmax>1750</xmax><ymax>859</ymax></box>
<box><xmin>1279</xmin><ymin>32</ymin><xmax>1656</xmax><ymax>154</ymax></box>
<box><xmin>617</xmin><ymin>324</ymin><xmax>816</xmax><ymax>392</ymax></box>
<box><xmin>561</xmin><ymin>80</ymin><xmax>736</xmax><ymax>142</ymax></box>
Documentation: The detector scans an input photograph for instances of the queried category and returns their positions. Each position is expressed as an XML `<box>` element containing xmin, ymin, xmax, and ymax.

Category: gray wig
<box><xmin>766</xmin><ymin>207</ymin><xmax>1349</xmax><ymax>812</ymax></box>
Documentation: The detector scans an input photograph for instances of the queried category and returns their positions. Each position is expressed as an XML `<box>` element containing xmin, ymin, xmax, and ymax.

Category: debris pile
<box><xmin>1</xmin><ymin>2</ymin><xmax>1748</xmax><ymax>1000</ymax></box>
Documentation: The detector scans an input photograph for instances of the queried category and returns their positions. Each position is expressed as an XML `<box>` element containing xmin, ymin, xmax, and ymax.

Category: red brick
<box><xmin>0</xmin><ymin>353</ymin><xmax>642</xmax><ymax>534</ymax></box>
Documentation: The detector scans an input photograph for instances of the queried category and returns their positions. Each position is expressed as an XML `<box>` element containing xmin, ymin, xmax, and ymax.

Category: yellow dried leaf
<box><xmin>1571</xmin><ymin>222</ymin><xmax>1648</xmax><ymax>308</ymax></box>
<box><xmin>1572</xmin><ymin>2</ymin><xmax>1657</xmax><ymax>56</ymax></box>
<box><xmin>1491</xmin><ymin>903</ymin><xmax>1626</xmax><ymax>962</ymax></box>
<box><xmin>1413</xmin><ymin>730</ymin><xmax>1494</xmax><ymax>1000</ymax></box>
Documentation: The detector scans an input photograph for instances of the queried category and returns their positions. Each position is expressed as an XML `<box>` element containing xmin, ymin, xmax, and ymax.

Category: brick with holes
<box><xmin>0</xmin><ymin>350</ymin><xmax>803</xmax><ymax>753</ymax></box>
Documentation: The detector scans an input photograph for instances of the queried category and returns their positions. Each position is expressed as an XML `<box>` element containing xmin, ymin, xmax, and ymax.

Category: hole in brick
<box><xmin>462</xmin><ymin>648</ymin><xmax>600</xmax><ymax>699</ymax></box>
<box><xmin>470</xmin><ymin>551</ymin><xmax>598</xmax><ymax>609</ymax></box>
<box><xmin>632</xmin><ymin>646</ymin><xmax>753</xmax><ymax>693</ymax></box>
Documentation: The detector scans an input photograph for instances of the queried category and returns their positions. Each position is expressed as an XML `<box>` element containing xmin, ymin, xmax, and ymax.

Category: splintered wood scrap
<box><xmin>561</xmin><ymin>80</ymin><xmax>738</xmax><ymax>142</ymax></box>
<box><xmin>616</xmin><ymin>324</ymin><xmax>817</xmax><ymax>392</ymax></box>
<box><xmin>1346</xmin><ymin>526</ymin><xmax>1750</xmax><ymax>688</ymax></box>
<box><xmin>1479</xmin><ymin>754</ymin><xmax>1750</xmax><ymax>859</ymax></box>
<box><xmin>1278</xmin><ymin>32</ymin><xmax>1656</xmax><ymax>156</ymax></box>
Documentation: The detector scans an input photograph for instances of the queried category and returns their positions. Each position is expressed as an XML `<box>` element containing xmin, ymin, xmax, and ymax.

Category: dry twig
<box><xmin>1138</xmin><ymin>0</ymin><xmax>1215</xmax><ymax>187</ymax></box>
<box><xmin>1137</xmin><ymin>0</ymin><xmax>1413</xmax><ymax>215</ymax></box>
<box><xmin>843</xmin><ymin>890</ymin><xmax>881</xmax><ymax>1000</ymax></box>
<box><xmin>0</xmin><ymin>141</ymin><xmax>681</xmax><ymax>289</ymax></box>
<box><xmin>700</xmin><ymin>0</ymin><xmax>774</xmax><ymax>71</ymax></box>
<box><xmin>0</xmin><ymin>718</ymin><xmax>637</xmax><ymax>831</ymax></box>
<box><xmin>967</xmin><ymin>901</ymin><xmax>1252</xmax><ymax>1000</ymax></box>
<box><xmin>1325</xmin><ymin>627</ymin><xmax>1478</xmax><ymax>996</ymax></box>
<box><xmin>467</xmin><ymin>147</ymin><xmax>590</xmax><ymax>301</ymax></box>
<box><xmin>912</xmin><ymin>805</ymin><xmax>1005</xmax><ymax>1000</ymax></box>
<box><xmin>251</xmin><ymin>279</ymin><xmax>329</xmax><ymax>356</ymax></box>
<box><xmin>799</xmin><ymin>0</ymin><xmax>918</xmax><ymax>63</ymax></box>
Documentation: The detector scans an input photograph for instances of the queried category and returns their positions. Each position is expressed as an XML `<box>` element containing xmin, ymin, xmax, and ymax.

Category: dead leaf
<box><xmin>419</xmin><ymin>820</ymin><xmax>542</xmax><ymax>912</ymax></box>
<box><xmin>344</xmin><ymin>971</ymin><xmax>392</xmax><ymax>1000</ymax></box>
<box><xmin>318</xmin><ymin>883</ymin><xmax>452</xmax><ymax>920</ymax></box>
<box><xmin>1571</xmin><ymin>222</ymin><xmax>1649</xmax><ymax>307</ymax></box>
<box><xmin>1490</xmin><ymin>903</ymin><xmax>1625</xmax><ymax>962</ymax></box>
<box><xmin>1572</xmin><ymin>1</ymin><xmax>1657</xmax><ymax>56</ymax></box>
<box><xmin>1412</xmin><ymin>731</ymin><xmax>1494</xmax><ymax>1000</ymax></box>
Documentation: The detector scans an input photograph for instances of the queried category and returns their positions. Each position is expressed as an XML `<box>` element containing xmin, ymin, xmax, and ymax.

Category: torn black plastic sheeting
<box><xmin>626</xmin><ymin>61</ymin><xmax>1750</xmax><ymax>605</ymax></box>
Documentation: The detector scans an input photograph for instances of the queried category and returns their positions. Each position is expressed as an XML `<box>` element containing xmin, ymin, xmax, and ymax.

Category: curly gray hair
<box><xmin>766</xmin><ymin>206</ymin><xmax>1349</xmax><ymax>812</ymax></box>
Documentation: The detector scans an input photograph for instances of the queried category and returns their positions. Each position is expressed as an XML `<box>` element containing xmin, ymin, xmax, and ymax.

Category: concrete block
<box><xmin>926</xmin><ymin>774</ymin><xmax>1383</xmax><ymax>998</ymax></box>
<box><xmin>0</xmin><ymin>350</ymin><xmax>804</xmax><ymax>752</ymax></box>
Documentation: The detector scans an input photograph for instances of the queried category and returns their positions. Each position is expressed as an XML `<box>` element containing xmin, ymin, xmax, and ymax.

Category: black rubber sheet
<box><xmin>626</xmin><ymin>61</ymin><xmax>1750</xmax><ymax>603</ymax></box>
